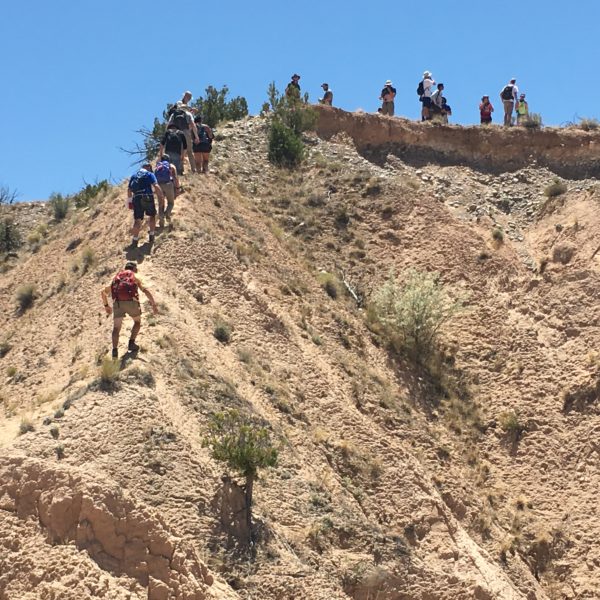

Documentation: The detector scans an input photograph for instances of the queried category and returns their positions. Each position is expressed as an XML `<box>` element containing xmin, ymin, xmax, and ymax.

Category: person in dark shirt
<box><xmin>379</xmin><ymin>80</ymin><xmax>396</xmax><ymax>116</ymax></box>
<box><xmin>286</xmin><ymin>74</ymin><xmax>301</xmax><ymax>99</ymax></box>
<box><xmin>159</xmin><ymin>124</ymin><xmax>187</xmax><ymax>175</ymax></box>
<box><xmin>319</xmin><ymin>83</ymin><xmax>333</xmax><ymax>106</ymax></box>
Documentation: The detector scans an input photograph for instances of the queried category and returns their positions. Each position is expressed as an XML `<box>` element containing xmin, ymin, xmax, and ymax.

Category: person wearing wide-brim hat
<box><xmin>319</xmin><ymin>83</ymin><xmax>333</xmax><ymax>106</ymax></box>
<box><xmin>286</xmin><ymin>74</ymin><xmax>301</xmax><ymax>100</ymax></box>
<box><xmin>379</xmin><ymin>79</ymin><xmax>396</xmax><ymax>116</ymax></box>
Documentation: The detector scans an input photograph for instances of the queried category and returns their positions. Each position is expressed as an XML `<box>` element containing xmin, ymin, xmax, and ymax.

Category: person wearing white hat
<box><xmin>379</xmin><ymin>79</ymin><xmax>397</xmax><ymax>116</ymax></box>
<box><xmin>419</xmin><ymin>71</ymin><xmax>435</xmax><ymax>121</ymax></box>
<box><xmin>500</xmin><ymin>78</ymin><xmax>519</xmax><ymax>126</ymax></box>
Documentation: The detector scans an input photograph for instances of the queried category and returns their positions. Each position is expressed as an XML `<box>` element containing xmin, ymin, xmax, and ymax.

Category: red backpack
<box><xmin>111</xmin><ymin>270</ymin><xmax>139</xmax><ymax>302</ymax></box>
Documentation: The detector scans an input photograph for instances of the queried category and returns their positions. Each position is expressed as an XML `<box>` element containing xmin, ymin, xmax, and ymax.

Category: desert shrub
<box><xmin>72</xmin><ymin>180</ymin><xmax>110</xmax><ymax>208</ymax></box>
<box><xmin>0</xmin><ymin>186</ymin><xmax>18</xmax><ymax>205</ymax></box>
<box><xmin>214</xmin><ymin>319</ymin><xmax>232</xmax><ymax>344</ymax></box>
<box><xmin>191</xmin><ymin>85</ymin><xmax>249</xmax><ymax>128</ymax></box>
<box><xmin>266</xmin><ymin>82</ymin><xmax>317</xmax><ymax>168</ymax></box>
<box><xmin>544</xmin><ymin>179</ymin><xmax>567</xmax><ymax>198</ymax></box>
<box><xmin>318</xmin><ymin>272</ymin><xmax>340</xmax><ymax>299</ymax></box>
<box><xmin>203</xmin><ymin>409</ymin><xmax>278</xmax><ymax>536</ymax></box>
<box><xmin>0</xmin><ymin>218</ymin><xmax>22</xmax><ymax>253</ymax></box>
<box><xmin>55</xmin><ymin>444</ymin><xmax>65</xmax><ymax>459</ymax></box>
<box><xmin>577</xmin><ymin>117</ymin><xmax>600</xmax><ymax>131</ymax></box>
<box><xmin>522</xmin><ymin>113</ymin><xmax>542</xmax><ymax>129</ymax></box>
<box><xmin>124</xmin><ymin>366</ymin><xmax>155</xmax><ymax>388</ymax></box>
<box><xmin>80</xmin><ymin>247</ymin><xmax>96</xmax><ymax>273</ymax></box>
<box><xmin>499</xmin><ymin>410</ymin><xmax>526</xmax><ymax>443</ymax></box>
<box><xmin>492</xmin><ymin>227</ymin><xmax>504</xmax><ymax>242</ymax></box>
<box><xmin>98</xmin><ymin>357</ymin><xmax>120</xmax><ymax>390</ymax></box>
<box><xmin>268</xmin><ymin>119</ymin><xmax>305</xmax><ymax>167</ymax></box>
<box><xmin>50</xmin><ymin>425</ymin><xmax>60</xmax><ymax>439</ymax></box>
<box><xmin>19</xmin><ymin>419</ymin><xmax>34</xmax><ymax>435</ymax></box>
<box><xmin>0</xmin><ymin>340</ymin><xmax>11</xmax><ymax>358</ymax></box>
<box><xmin>552</xmin><ymin>243</ymin><xmax>576</xmax><ymax>264</ymax></box>
<box><xmin>49</xmin><ymin>192</ymin><xmax>70</xmax><ymax>221</ymax></box>
<box><xmin>370</xmin><ymin>270</ymin><xmax>463</xmax><ymax>362</ymax></box>
<box><xmin>16</xmin><ymin>284</ymin><xmax>36</xmax><ymax>313</ymax></box>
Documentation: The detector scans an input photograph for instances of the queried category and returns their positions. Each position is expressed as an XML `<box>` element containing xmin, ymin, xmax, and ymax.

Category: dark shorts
<box><xmin>133</xmin><ymin>194</ymin><xmax>156</xmax><ymax>220</ymax></box>
<box><xmin>193</xmin><ymin>143</ymin><xmax>212</xmax><ymax>153</ymax></box>
<box><xmin>480</xmin><ymin>117</ymin><xmax>492</xmax><ymax>124</ymax></box>
<box><xmin>421</xmin><ymin>97</ymin><xmax>432</xmax><ymax>108</ymax></box>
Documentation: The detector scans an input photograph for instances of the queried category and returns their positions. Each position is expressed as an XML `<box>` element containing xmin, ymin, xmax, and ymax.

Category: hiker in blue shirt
<box><xmin>127</xmin><ymin>162</ymin><xmax>164</xmax><ymax>248</ymax></box>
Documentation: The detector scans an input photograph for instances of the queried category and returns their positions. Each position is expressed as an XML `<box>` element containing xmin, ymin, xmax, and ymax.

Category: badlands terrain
<box><xmin>1</xmin><ymin>107</ymin><xmax>599</xmax><ymax>599</ymax></box>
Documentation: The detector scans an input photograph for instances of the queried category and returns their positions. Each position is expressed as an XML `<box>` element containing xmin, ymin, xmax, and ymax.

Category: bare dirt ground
<box><xmin>1</xmin><ymin>112</ymin><xmax>599</xmax><ymax>599</ymax></box>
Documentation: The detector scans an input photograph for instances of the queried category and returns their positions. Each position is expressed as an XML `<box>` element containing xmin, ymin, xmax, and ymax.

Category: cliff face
<box><xmin>1</xmin><ymin>113</ymin><xmax>599</xmax><ymax>600</ymax></box>
<box><xmin>314</xmin><ymin>105</ymin><xmax>600</xmax><ymax>178</ymax></box>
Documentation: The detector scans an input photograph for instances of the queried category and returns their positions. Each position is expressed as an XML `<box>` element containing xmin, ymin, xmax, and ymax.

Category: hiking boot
<box><xmin>148</xmin><ymin>233</ymin><xmax>155</xmax><ymax>244</ymax></box>
<box><xmin>112</xmin><ymin>348</ymin><xmax>118</xmax><ymax>359</ymax></box>
<box><xmin>130</xmin><ymin>239</ymin><xmax>138</xmax><ymax>248</ymax></box>
<box><xmin>128</xmin><ymin>340</ymin><xmax>140</xmax><ymax>353</ymax></box>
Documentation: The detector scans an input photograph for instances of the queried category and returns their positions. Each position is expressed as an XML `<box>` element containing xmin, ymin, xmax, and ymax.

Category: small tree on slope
<box><xmin>203</xmin><ymin>409</ymin><xmax>278</xmax><ymax>538</ymax></box>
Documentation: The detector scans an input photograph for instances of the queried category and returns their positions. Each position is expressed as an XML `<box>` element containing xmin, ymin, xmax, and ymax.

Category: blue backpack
<box><xmin>129</xmin><ymin>170</ymin><xmax>152</xmax><ymax>195</ymax></box>
<box><xmin>155</xmin><ymin>161</ymin><xmax>171</xmax><ymax>183</ymax></box>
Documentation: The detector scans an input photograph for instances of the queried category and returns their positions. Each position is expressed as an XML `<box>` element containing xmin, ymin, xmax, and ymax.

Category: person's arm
<box><xmin>206</xmin><ymin>125</ymin><xmax>214</xmax><ymax>140</ymax></box>
<box><xmin>189</xmin><ymin>116</ymin><xmax>199</xmax><ymax>143</ymax></box>
<box><xmin>152</xmin><ymin>182</ymin><xmax>164</xmax><ymax>202</ymax></box>
<box><xmin>137</xmin><ymin>279</ymin><xmax>158</xmax><ymax>314</ymax></box>
<box><xmin>101</xmin><ymin>285</ymin><xmax>112</xmax><ymax>315</ymax></box>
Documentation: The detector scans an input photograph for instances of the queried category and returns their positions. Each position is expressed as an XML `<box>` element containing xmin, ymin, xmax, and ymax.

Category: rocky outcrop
<box><xmin>314</xmin><ymin>105</ymin><xmax>600</xmax><ymax>179</ymax></box>
<box><xmin>0</xmin><ymin>455</ymin><xmax>231</xmax><ymax>600</ymax></box>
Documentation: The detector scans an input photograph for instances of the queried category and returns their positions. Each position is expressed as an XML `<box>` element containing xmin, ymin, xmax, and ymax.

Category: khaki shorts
<box><xmin>113</xmin><ymin>300</ymin><xmax>141</xmax><ymax>319</ymax></box>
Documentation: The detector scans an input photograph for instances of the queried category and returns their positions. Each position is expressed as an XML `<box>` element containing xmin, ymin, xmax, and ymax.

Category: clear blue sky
<box><xmin>2</xmin><ymin>0</ymin><xmax>599</xmax><ymax>200</ymax></box>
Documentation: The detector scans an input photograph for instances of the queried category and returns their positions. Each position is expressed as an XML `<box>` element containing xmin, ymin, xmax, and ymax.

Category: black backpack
<box><xmin>417</xmin><ymin>81</ymin><xmax>425</xmax><ymax>96</ymax></box>
<box><xmin>171</xmin><ymin>108</ymin><xmax>189</xmax><ymax>130</ymax></box>
<box><xmin>501</xmin><ymin>85</ymin><xmax>514</xmax><ymax>100</ymax></box>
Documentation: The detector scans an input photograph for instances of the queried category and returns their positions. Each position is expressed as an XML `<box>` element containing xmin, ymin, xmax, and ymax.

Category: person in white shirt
<box><xmin>421</xmin><ymin>71</ymin><xmax>435</xmax><ymax>121</ymax></box>
<box><xmin>500</xmin><ymin>78</ymin><xmax>519</xmax><ymax>126</ymax></box>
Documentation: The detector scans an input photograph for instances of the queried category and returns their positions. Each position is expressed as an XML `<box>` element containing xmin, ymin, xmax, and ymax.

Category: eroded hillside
<box><xmin>1</xmin><ymin>112</ymin><xmax>599</xmax><ymax>600</ymax></box>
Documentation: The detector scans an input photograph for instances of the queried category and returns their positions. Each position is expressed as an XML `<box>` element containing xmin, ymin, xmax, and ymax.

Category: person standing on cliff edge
<box><xmin>379</xmin><ymin>80</ymin><xmax>396</xmax><ymax>116</ymax></box>
<box><xmin>500</xmin><ymin>78</ymin><xmax>519</xmax><ymax>126</ymax></box>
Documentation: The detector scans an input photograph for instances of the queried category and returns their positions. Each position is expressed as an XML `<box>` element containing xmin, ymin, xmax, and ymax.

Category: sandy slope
<box><xmin>1</xmin><ymin>114</ymin><xmax>599</xmax><ymax>599</ymax></box>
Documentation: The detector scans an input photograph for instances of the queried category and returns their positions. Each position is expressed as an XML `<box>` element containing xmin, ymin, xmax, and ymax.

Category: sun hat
<box><xmin>385</xmin><ymin>79</ymin><xmax>392</xmax><ymax>85</ymax></box>
<box><xmin>423</xmin><ymin>71</ymin><xmax>432</xmax><ymax>78</ymax></box>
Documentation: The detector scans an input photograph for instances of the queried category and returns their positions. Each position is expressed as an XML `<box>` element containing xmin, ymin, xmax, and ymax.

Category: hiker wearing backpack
<box><xmin>192</xmin><ymin>114</ymin><xmax>214</xmax><ymax>174</ymax></box>
<box><xmin>159</xmin><ymin>124</ymin><xmax>187</xmax><ymax>175</ymax></box>
<box><xmin>379</xmin><ymin>80</ymin><xmax>396</xmax><ymax>116</ymax></box>
<box><xmin>127</xmin><ymin>162</ymin><xmax>164</xmax><ymax>247</ymax></box>
<box><xmin>479</xmin><ymin>95</ymin><xmax>494</xmax><ymax>124</ymax></box>
<box><xmin>167</xmin><ymin>92</ymin><xmax>200</xmax><ymax>174</ymax></box>
<box><xmin>418</xmin><ymin>71</ymin><xmax>435</xmax><ymax>121</ymax></box>
<box><xmin>319</xmin><ymin>83</ymin><xmax>333</xmax><ymax>106</ymax></box>
<box><xmin>516</xmin><ymin>93</ymin><xmax>529</xmax><ymax>125</ymax></box>
<box><xmin>101</xmin><ymin>261</ymin><xmax>158</xmax><ymax>359</ymax></box>
<box><xmin>500</xmin><ymin>79</ymin><xmax>519</xmax><ymax>126</ymax></box>
<box><xmin>154</xmin><ymin>154</ymin><xmax>180</xmax><ymax>226</ymax></box>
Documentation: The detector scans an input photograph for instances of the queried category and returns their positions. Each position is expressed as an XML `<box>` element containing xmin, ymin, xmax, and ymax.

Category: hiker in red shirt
<box><xmin>480</xmin><ymin>95</ymin><xmax>494</xmax><ymax>125</ymax></box>
<box><xmin>101</xmin><ymin>261</ymin><xmax>158</xmax><ymax>359</ymax></box>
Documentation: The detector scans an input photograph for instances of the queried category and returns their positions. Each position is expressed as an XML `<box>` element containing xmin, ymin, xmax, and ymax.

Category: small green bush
<box><xmin>50</xmin><ymin>425</ymin><xmax>60</xmax><ymax>439</ymax></box>
<box><xmin>99</xmin><ymin>357</ymin><xmax>120</xmax><ymax>390</ymax></box>
<box><xmin>80</xmin><ymin>247</ymin><xmax>96</xmax><ymax>273</ymax></box>
<box><xmin>49</xmin><ymin>193</ymin><xmax>70</xmax><ymax>221</ymax></box>
<box><xmin>0</xmin><ymin>340</ymin><xmax>11</xmax><ymax>358</ymax></box>
<box><xmin>16</xmin><ymin>284</ymin><xmax>36</xmax><ymax>313</ymax></box>
<box><xmin>0</xmin><ymin>218</ymin><xmax>22</xmax><ymax>253</ymax></box>
<box><xmin>544</xmin><ymin>179</ymin><xmax>567</xmax><ymax>198</ymax></box>
<box><xmin>72</xmin><ymin>180</ymin><xmax>110</xmax><ymax>208</ymax></box>
<box><xmin>492</xmin><ymin>227</ymin><xmax>504</xmax><ymax>242</ymax></box>
<box><xmin>214</xmin><ymin>320</ymin><xmax>232</xmax><ymax>344</ymax></box>
<box><xmin>499</xmin><ymin>410</ymin><xmax>526</xmax><ymax>443</ymax></box>
<box><xmin>203</xmin><ymin>409</ymin><xmax>278</xmax><ymax>535</ymax></box>
<box><xmin>370</xmin><ymin>270</ymin><xmax>463</xmax><ymax>362</ymax></box>
<box><xmin>268</xmin><ymin>119</ymin><xmax>304</xmax><ymax>167</ymax></box>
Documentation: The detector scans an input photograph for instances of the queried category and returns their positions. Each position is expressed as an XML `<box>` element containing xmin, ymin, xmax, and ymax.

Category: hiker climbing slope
<box><xmin>101</xmin><ymin>261</ymin><xmax>158</xmax><ymax>359</ymax></box>
<box><xmin>127</xmin><ymin>162</ymin><xmax>164</xmax><ymax>248</ymax></box>
<box><xmin>154</xmin><ymin>154</ymin><xmax>180</xmax><ymax>226</ymax></box>
<box><xmin>167</xmin><ymin>91</ymin><xmax>200</xmax><ymax>174</ymax></box>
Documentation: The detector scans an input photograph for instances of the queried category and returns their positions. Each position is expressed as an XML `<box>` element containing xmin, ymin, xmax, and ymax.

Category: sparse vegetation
<box><xmin>213</xmin><ymin>319</ymin><xmax>232</xmax><ymax>344</ymax></box>
<box><xmin>71</xmin><ymin>180</ymin><xmax>110</xmax><ymax>208</ymax></box>
<box><xmin>19</xmin><ymin>418</ymin><xmax>34</xmax><ymax>435</ymax></box>
<box><xmin>48</xmin><ymin>192</ymin><xmax>70</xmax><ymax>221</ymax></box>
<box><xmin>80</xmin><ymin>247</ymin><xmax>96</xmax><ymax>273</ymax></box>
<box><xmin>521</xmin><ymin>113</ymin><xmax>543</xmax><ymax>129</ymax></box>
<box><xmin>0</xmin><ymin>218</ymin><xmax>22</xmax><ymax>253</ymax></box>
<box><xmin>318</xmin><ymin>272</ymin><xmax>340</xmax><ymax>299</ymax></box>
<box><xmin>54</xmin><ymin>444</ymin><xmax>65</xmax><ymax>459</ymax></box>
<box><xmin>492</xmin><ymin>227</ymin><xmax>504</xmax><ymax>242</ymax></box>
<box><xmin>124</xmin><ymin>366</ymin><xmax>155</xmax><ymax>388</ymax></box>
<box><xmin>16</xmin><ymin>284</ymin><xmax>36</xmax><ymax>313</ymax></box>
<box><xmin>50</xmin><ymin>425</ymin><xmax>59</xmax><ymax>439</ymax></box>
<box><xmin>98</xmin><ymin>357</ymin><xmax>120</xmax><ymax>390</ymax></box>
<box><xmin>0</xmin><ymin>340</ymin><xmax>11</xmax><ymax>358</ymax></box>
<box><xmin>0</xmin><ymin>186</ymin><xmax>18</xmax><ymax>205</ymax></box>
<box><xmin>544</xmin><ymin>179</ymin><xmax>567</xmax><ymax>198</ymax></box>
<box><xmin>370</xmin><ymin>270</ymin><xmax>463</xmax><ymax>362</ymax></box>
<box><xmin>202</xmin><ymin>409</ymin><xmax>278</xmax><ymax>537</ymax></box>
<box><xmin>499</xmin><ymin>410</ymin><xmax>526</xmax><ymax>443</ymax></box>
<box><xmin>576</xmin><ymin>117</ymin><xmax>600</xmax><ymax>131</ymax></box>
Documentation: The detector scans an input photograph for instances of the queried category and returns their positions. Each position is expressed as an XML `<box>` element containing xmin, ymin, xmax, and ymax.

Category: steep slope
<box><xmin>1</xmin><ymin>112</ymin><xmax>599</xmax><ymax>600</ymax></box>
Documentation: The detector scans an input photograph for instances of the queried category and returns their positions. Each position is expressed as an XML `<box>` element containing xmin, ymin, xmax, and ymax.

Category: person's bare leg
<box><xmin>130</xmin><ymin>317</ymin><xmax>141</xmax><ymax>342</ymax></box>
<box><xmin>202</xmin><ymin>153</ymin><xmax>210</xmax><ymax>173</ymax></box>
<box><xmin>194</xmin><ymin>153</ymin><xmax>202</xmax><ymax>172</ymax></box>
<box><xmin>131</xmin><ymin>219</ymin><xmax>142</xmax><ymax>238</ymax></box>
<box><xmin>112</xmin><ymin>317</ymin><xmax>123</xmax><ymax>350</ymax></box>
<box><xmin>148</xmin><ymin>216</ymin><xmax>156</xmax><ymax>237</ymax></box>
